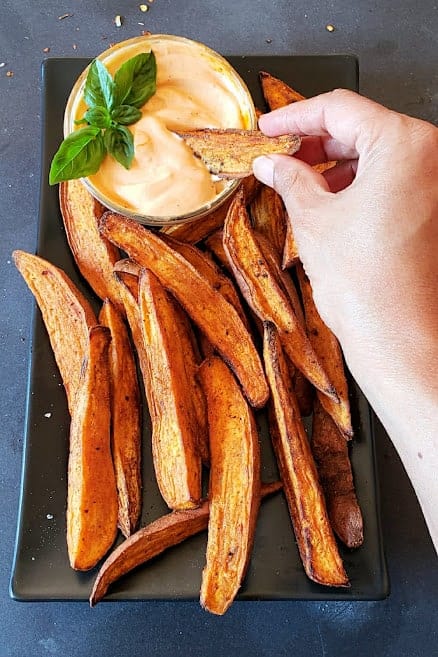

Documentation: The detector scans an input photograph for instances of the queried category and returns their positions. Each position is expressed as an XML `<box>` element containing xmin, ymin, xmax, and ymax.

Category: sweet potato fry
<box><xmin>13</xmin><ymin>250</ymin><xmax>96</xmax><ymax>412</ymax></box>
<box><xmin>99</xmin><ymin>300</ymin><xmax>142</xmax><ymax>538</ymax></box>
<box><xmin>260</xmin><ymin>71</ymin><xmax>306</xmax><ymax>108</ymax></box>
<box><xmin>312</xmin><ymin>399</ymin><xmax>363</xmax><ymax>548</ymax></box>
<box><xmin>99</xmin><ymin>213</ymin><xmax>269</xmax><ymax>409</ymax></box>
<box><xmin>160</xmin><ymin>233</ymin><xmax>250</xmax><ymax>331</ymax></box>
<box><xmin>296</xmin><ymin>263</ymin><xmax>353</xmax><ymax>438</ymax></box>
<box><xmin>178</xmin><ymin>129</ymin><xmax>301</xmax><ymax>178</ymax></box>
<box><xmin>139</xmin><ymin>268</ymin><xmax>202</xmax><ymax>510</ymax></box>
<box><xmin>113</xmin><ymin>258</ymin><xmax>207</xmax><ymax>457</ymax></box>
<box><xmin>67</xmin><ymin>325</ymin><xmax>118</xmax><ymax>570</ymax></box>
<box><xmin>204</xmin><ymin>229</ymin><xmax>230</xmax><ymax>271</ymax></box>
<box><xmin>250</xmin><ymin>184</ymin><xmax>287</xmax><ymax>258</ymax></box>
<box><xmin>254</xmin><ymin>233</ymin><xmax>313</xmax><ymax>414</ymax></box>
<box><xmin>89</xmin><ymin>482</ymin><xmax>281</xmax><ymax>606</ymax></box>
<box><xmin>263</xmin><ymin>322</ymin><xmax>348</xmax><ymax>587</ymax></box>
<box><xmin>222</xmin><ymin>194</ymin><xmax>337</xmax><ymax>402</ymax></box>
<box><xmin>199</xmin><ymin>355</ymin><xmax>261</xmax><ymax>615</ymax></box>
<box><xmin>59</xmin><ymin>180</ymin><xmax>124</xmax><ymax>313</ymax></box>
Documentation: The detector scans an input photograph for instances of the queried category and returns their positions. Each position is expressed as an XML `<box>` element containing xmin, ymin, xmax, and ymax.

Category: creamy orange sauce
<box><xmin>79</xmin><ymin>39</ymin><xmax>249</xmax><ymax>217</ymax></box>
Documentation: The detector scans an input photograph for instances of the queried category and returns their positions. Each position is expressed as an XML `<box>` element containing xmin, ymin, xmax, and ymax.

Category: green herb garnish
<box><xmin>49</xmin><ymin>51</ymin><xmax>156</xmax><ymax>185</ymax></box>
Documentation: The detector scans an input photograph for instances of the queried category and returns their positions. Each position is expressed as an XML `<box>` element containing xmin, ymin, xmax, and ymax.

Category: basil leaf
<box><xmin>49</xmin><ymin>127</ymin><xmax>106</xmax><ymax>185</ymax></box>
<box><xmin>84</xmin><ymin>59</ymin><xmax>115</xmax><ymax>110</ymax></box>
<box><xmin>104</xmin><ymin>125</ymin><xmax>134</xmax><ymax>170</ymax></box>
<box><xmin>84</xmin><ymin>106</ymin><xmax>111</xmax><ymax>128</ymax></box>
<box><xmin>114</xmin><ymin>51</ymin><xmax>156</xmax><ymax>109</ymax></box>
<box><xmin>110</xmin><ymin>105</ymin><xmax>142</xmax><ymax>126</ymax></box>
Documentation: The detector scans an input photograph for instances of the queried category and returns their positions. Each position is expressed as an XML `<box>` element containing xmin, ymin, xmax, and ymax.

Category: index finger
<box><xmin>258</xmin><ymin>89</ymin><xmax>391</xmax><ymax>159</ymax></box>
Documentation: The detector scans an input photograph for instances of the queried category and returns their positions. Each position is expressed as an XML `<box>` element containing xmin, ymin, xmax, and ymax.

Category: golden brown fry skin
<box><xmin>99</xmin><ymin>300</ymin><xmax>142</xmax><ymax>538</ymax></box>
<box><xmin>89</xmin><ymin>482</ymin><xmax>281</xmax><ymax>606</ymax></box>
<box><xmin>250</xmin><ymin>184</ymin><xmax>287</xmax><ymax>258</ymax></box>
<box><xmin>160</xmin><ymin>233</ymin><xmax>250</xmax><ymax>331</ymax></box>
<box><xmin>263</xmin><ymin>322</ymin><xmax>349</xmax><ymax>587</ymax></box>
<box><xmin>222</xmin><ymin>194</ymin><xmax>337</xmax><ymax>402</ymax></box>
<box><xmin>312</xmin><ymin>399</ymin><xmax>363</xmax><ymax>549</ymax></box>
<box><xmin>99</xmin><ymin>213</ymin><xmax>269</xmax><ymax>409</ymax></box>
<box><xmin>199</xmin><ymin>356</ymin><xmax>261</xmax><ymax>615</ymax></box>
<box><xmin>13</xmin><ymin>250</ymin><xmax>96</xmax><ymax>412</ymax></box>
<box><xmin>67</xmin><ymin>326</ymin><xmax>118</xmax><ymax>571</ymax></box>
<box><xmin>59</xmin><ymin>180</ymin><xmax>124</xmax><ymax>313</ymax></box>
<box><xmin>139</xmin><ymin>269</ymin><xmax>202</xmax><ymax>510</ymax></box>
<box><xmin>260</xmin><ymin>71</ymin><xmax>306</xmax><ymax>108</ymax></box>
<box><xmin>296</xmin><ymin>263</ymin><xmax>353</xmax><ymax>438</ymax></box>
<box><xmin>178</xmin><ymin>129</ymin><xmax>301</xmax><ymax>178</ymax></box>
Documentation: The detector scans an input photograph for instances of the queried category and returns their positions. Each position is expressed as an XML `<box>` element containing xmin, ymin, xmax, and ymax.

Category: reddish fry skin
<box><xmin>99</xmin><ymin>300</ymin><xmax>142</xmax><ymax>538</ymax></box>
<box><xmin>263</xmin><ymin>322</ymin><xmax>349</xmax><ymax>587</ymax></box>
<box><xmin>89</xmin><ymin>482</ymin><xmax>281</xmax><ymax>606</ymax></box>
<box><xmin>311</xmin><ymin>399</ymin><xmax>363</xmax><ymax>548</ymax></box>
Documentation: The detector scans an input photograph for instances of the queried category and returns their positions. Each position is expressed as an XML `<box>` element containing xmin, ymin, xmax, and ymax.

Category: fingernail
<box><xmin>253</xmin><ymin>155</ymin><xmax>274</xmax><ymax>187</ymax></box>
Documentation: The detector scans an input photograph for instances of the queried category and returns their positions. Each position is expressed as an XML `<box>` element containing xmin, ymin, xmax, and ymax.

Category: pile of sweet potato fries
<box><xmin>14</xmin><ymin>72</ymin><xmax>363</xmax><ymax>615</ymax></box>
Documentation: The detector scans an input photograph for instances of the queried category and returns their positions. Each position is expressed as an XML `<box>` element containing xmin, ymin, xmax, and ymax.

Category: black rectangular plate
<box><xmin>10</xmin><ymin>55</ymin><xmax>389</xmax><ymax>601</ymax></box>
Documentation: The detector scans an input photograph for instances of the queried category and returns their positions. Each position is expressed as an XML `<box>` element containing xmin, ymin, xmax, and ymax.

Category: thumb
<box><xmin>252</xmin><ymin>154</ymin><xmax>331</xmax><ymax>213</ymax></box>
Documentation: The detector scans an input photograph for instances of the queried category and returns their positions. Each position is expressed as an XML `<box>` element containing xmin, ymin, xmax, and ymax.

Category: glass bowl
<box><xmin>63</xmin><ymin>34</ymin><xmax>257</xmax><ymax>227</ymax></box>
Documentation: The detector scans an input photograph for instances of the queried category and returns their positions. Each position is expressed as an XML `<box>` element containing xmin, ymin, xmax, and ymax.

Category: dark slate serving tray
<box><xmin>10</xmin><ymin>54</ymin><xmax>389</xmax><ymax>602</ymax></box>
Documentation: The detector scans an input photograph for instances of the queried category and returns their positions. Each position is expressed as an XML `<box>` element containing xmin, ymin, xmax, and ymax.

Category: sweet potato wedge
<box><xmin>254</xmin><ymin>233</ymin><xmax>314</xmax><ymax>415</ymax></box>
<box><xmin>89</xmin><ymin>482</ymin><xmax>281</xmax><ymax>606</ymax></box>
<box><xmin>67</xmin><ymin>325</ymin><xmax>118</xmax><ymax>570</ymax></box>
<box><xmin>312</xmin><ymin>399</ymin><xmax>363</xmax><ymax>548</ymax></box>
<box><xmin>260</xmin><ymin>71</ymin><xmax>306</xmax><ymax>108</ymax></box>
<box><xmin>296</xmin><ymin>263</ymin><xmax>353</xmax><ymax>438</ymax></box>
<box><xmin>199</xmin><ymin>356</ymin><xmax>261</xmax><ymax>615</ymax></box>
<box><xmin>263</xmin><ymin>322</ymin><xmax>348</xmax><ymax>587</ymax></box>
<box><xmin>204</xmin><ymin>229</ymin><xmax>230</xmax><ymax>271</ymax></box>
<box><xmin>59</xmin><ymin>180</ymin><xmax>124</xmax><ymax>313</ymax></box>
<box><xmin>160</xmin><ymin>233</ymin><xmax>250</xmax><ymax>331</ymax></box>
<box><xmin>178</xmin><ymin>129</ymin><xmax>301</xmax><ymax>178</ymax></box>
<box><xmin>99</xmin><ymin>213</ymin><xmax>269</xmax><ymax>409</ymax></box>
<box><xmin>222</xmin><ymin>194</ymin><xmax>337</xmax><ymax>402</ymax></box>
<box><xmin>99</xmin><ymin>300</ymin><xmax>142</xmax><ymax>538</ymax></box>
<box><xmin>13</xmin><ymin>250</ymin><xmax>96</xmax><ymax>412</ymax></box>
<box><xmin>139</xmin><ymin>268</ymin><xmax>202</xmax><ymax>510</ymax></box>
<box><xmin>250</xmin><ymin>184</ymin><xmax>287</xmax><ymax>258</ymax></box>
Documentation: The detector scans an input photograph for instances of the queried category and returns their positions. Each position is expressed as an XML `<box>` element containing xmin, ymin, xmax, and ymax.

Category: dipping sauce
<box><xmin>65</xmin><ymin>35</ymin><xmax>256</xmax><ymax>223</ymax></box>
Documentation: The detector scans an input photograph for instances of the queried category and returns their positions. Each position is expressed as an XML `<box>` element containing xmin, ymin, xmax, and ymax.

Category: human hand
<box><xmin>253</xmin><ymin>90</ymin><xmax>438</xmax><ymax>374</ymax></box>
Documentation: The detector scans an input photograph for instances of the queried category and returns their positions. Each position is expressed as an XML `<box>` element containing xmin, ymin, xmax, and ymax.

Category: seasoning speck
<box><xmin>72</xmin><ymin>43</ymin><xmax>77</xmax><ymax>50</ymax></box>
<box><xmin>31</xmin><ymin>557</ymin><xmax>35</xmax><ymax>561</ymax></box>
<box><xmin>43</xmin><ymin>47</ymin><xmax>50</xmax><ymax>53</ymax></box>
<box><xmin>326</xmin><ymin>24</ymin><xmax>335</xmax><ymax>32</ymax></box>
<box><xmin>139</xmin><ymin>4</ymin><xmax>148</xmax><ymax>11</ymax></box>
<box><xmin>44</xmin><ymin>412</ymin><xmax>52</xmax><ymax>418</ymax></box>
<box><xmin>6</xmin><ymin>70</ymin><xmax>14</xmax><ymax>78</ymax></box>
<box><xmin>265</xmin><ymin>38</ymin><xmax>272</xmax><ymax>44</ymax></box>
<box><xmin>46</xmin><ymin>514</ymin><xmax>54</xmax><ymax>520</ymax></box>
<box><xmin>58</xmin><ymin>13</ymin><xmax>73</xmax><ymax>20</ymax></box>
<box><xmin>141</xmin><ymin>30</ymin><xmax>151</xmax><ymax>36</ymax></box>
<box><xmin>0</xmin><ymin>63</ymin><xmax>5</xmax><ymax>68</ymax></box>
<box><xmin>114</xmin><ymin>14</ymin><xmax>123</xmax><ymax>27</ymax></box>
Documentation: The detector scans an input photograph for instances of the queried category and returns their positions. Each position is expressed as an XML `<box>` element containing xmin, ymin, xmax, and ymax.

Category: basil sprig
<box><xmin>49</xmin><ymin>51</ymin><xmax>156</xmax><ymax>185</ymax></box>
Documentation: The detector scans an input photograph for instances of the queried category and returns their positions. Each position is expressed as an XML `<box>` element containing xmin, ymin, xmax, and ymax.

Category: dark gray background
<box><xmin>1</xmin><ymin>1</ymin><xmax>437</xmax><ymax>656</ymax></box>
